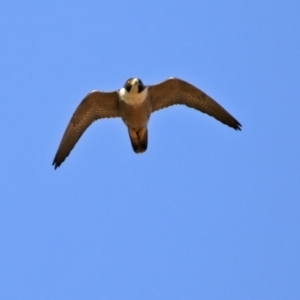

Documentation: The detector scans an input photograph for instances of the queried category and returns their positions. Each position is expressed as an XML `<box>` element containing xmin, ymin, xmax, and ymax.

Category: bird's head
<box><xmin>123</xmin><ymin>78</ymin><xmax>145</xmax><ymax>93</ymax></box>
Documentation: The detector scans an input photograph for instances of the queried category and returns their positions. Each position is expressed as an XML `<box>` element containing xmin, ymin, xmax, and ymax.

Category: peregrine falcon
<box><xmin>53</xmin><ymin>77</ymin><xmax>241</xmax><ymax>168</ymax></box>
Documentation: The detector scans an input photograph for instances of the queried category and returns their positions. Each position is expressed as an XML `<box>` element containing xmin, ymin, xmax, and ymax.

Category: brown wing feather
<box><xmin>53</xmin><ymin>91</ymin><xmax>119</xmax><ymax>169</ymax></box>
<box><xmin>148</xmin><ymin>78</ymin><xmax>242</xmax><ymax>130</ymax></box>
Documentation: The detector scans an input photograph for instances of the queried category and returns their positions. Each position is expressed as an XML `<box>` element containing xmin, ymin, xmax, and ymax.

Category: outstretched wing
<box><xmin>53</xmin><ymin>91</ymin><xmax>119</xmax><ymax>169</ymax></box>
<box><xmin>148</xmin><ymin>78</ymin><xmax>241</xmax><ymax>130</ymax></box>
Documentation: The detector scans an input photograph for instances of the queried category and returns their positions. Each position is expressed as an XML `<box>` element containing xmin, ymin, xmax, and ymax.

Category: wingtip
<box><xmin>52</xmin><ymin>157</ymin><xmax>60</xmax><ymax>170</ymax></box>
<box><xmin>235</xmin><ymin>122</ymin><xmax>242</xmax><ymax>131</ymax></box>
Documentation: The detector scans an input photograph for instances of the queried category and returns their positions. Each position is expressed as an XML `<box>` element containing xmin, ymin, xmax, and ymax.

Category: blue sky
<box><xmin>1</xmin><ymin>1</ymin><xmax>299</xmax><ymax>299</ymax></box>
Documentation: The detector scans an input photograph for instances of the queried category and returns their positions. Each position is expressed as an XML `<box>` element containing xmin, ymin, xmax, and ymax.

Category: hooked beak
<box><xmin>131</xmin><ymin>78</ymin><xmax>138</xmax><ymax>85</ymax></box>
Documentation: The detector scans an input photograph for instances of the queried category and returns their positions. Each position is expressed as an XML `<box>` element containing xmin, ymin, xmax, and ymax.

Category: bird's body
<box><xmin>118</xmin><ymin>78</ymin><xmax>152</xmax><ymax>152</ymax></box>
<box><xmin>53</xmin><ymin>77</ymin><xmax>242</xmax><ymax>169</ymax></box>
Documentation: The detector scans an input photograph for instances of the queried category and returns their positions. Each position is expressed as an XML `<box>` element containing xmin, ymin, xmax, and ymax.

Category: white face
<box><xmin>130</xmin><ymin>78</ymin><xmax>139</xmax><ymax>93</ymax></box>
<box><xmin>119</xmin><ymin>78</ymin><xmax>148</xmax><ymax>105</ymax></box>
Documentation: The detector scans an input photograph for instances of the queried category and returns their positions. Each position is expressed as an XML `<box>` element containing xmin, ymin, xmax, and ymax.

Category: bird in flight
<box><xmin>53</xmin><ymin>77</ymin><xmax>241</xmax><ymax>169</ymax></box>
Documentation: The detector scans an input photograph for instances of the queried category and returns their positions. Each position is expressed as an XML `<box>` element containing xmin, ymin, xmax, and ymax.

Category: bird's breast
<box><xmin>119</xmin><ymin>98</ymin><xmax>152</xmax><ymax>129</ymax></box>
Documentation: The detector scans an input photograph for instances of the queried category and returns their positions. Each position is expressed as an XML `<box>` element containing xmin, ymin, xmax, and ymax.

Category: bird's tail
<box><xmin>128</xmin><ymin>127</ymin><xmax>148</xmax><ymax>153</ymax></box>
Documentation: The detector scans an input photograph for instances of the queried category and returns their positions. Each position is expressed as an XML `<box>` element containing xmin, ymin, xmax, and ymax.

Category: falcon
<box><xmin>53</xmin><ymin>77</ymin><xmax>242</xmax><ymax>168</ymax></box>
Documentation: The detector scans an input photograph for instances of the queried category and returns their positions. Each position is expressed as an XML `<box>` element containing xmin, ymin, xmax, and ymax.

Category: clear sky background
<box><xmin>1</xmin><ymin>1</ymin><xmax>299</xmax><ymax>299</ymax></box>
